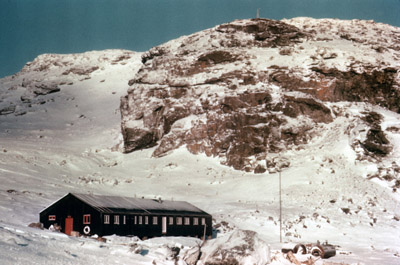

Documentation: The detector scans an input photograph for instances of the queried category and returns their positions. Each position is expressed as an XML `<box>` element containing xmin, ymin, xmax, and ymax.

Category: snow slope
<box><xmin>0</xmin><ymin>19</ymin><xmax>400</xmax><ymax>264</ymax></box>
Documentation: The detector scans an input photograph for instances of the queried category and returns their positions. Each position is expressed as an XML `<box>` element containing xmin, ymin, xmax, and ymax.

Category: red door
<box><xmin>65</xmin><ymin>216</ymin><xmax>73</xmax><ymax>235</ymax></box>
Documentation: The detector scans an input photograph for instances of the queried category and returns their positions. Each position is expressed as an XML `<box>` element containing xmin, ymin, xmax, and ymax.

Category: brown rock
<box><xmin>216</xmin><ymin>18</ymin><xmax>306</xmax><ymax>47</ymax></box>
<box><xmin>197</xmin><ymin>51</ymin><xmax>238</xmax><ymax>66</ymax></box>
<box><xmin>119</xmin><ymin>18</ymin><xmax>399</xmax><ymax>172</ymax></box>
<box><xmin>283</xmin><ymin>96</ymin><xmax>333</xmax><ymax>123</ymax></box>
<box><xmin>122</xmin><ymin>127</ymin><xmax>155</xmax><ymax>153</ymax></box>
<box><xmin>254</xmin><ymin>165</ymin><xmax>267</xmax><ymax>174</ymax></box>
<box><xmin>361</xmin><ymin>127</ymin><xmax>392</xmax><ymax>155</ymax></box>
<box><xmin>28</xmin><ymin>222</ymin><xmax>44</xmax><ymax>229</ymax></box>
<box><xmin>270</xmin><ymin>66</ymin><xmax>399</xmax><ymax>113</ymax></box>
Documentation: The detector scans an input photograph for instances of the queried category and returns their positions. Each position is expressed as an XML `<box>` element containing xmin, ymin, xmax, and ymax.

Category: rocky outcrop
<box><xmin>120</xmin><ymin>18</ymin><xmax>400</xmax><ymax>172</ymax></box>
<box><xmin>199</xmin><ymin>229</ymin><xmax>270</xmax><ymax>265</ymax></box>
<box><xmin>0</xmin><ymin>104</ymin><xmax>16</xmax><ymax>115</ymax></box>
<box><xmin>215</xmin><ymin>18</ymin><xmax>307</xmax><ymax>47</ymax></box>
<box><xmin>349</xmin><ymin>111</ymin><xmax>394</xmax><ymax>162</ymax></box>
<box><xmin>0</xmin><ymin>50</ymin><xmax>140</xmax><ymax>116</ymax></box>
<box><xmin>22</xmin><ymin>81</ymin><xmax>61</xmax><ymax>96</ymax></box>
<box><xmin>362</xmin><ymin>127</ymin><xmax>392</xmax><ymax>155</ymax></box>
<box><xmin>360</xmin><ymin>112</ymin><xmax>392</xmax><ymax>156</ymax></box>
<box><xmin>313</xmin><ymin>67</ymin><xmax>399</xmax><ymax>113</ymax></box>
<box><xmin>281</xmin><ymin>96</ymin><xmax>333</xmax><ymax>123</ymax></box>
<box><xmin>62</xmin><ymin>66</ymin><xmax>99</xmax><ymax>76</ymax></box>
<box><xmin>269</xmin><ymin>67</ymin><xmax>400</xmax><ymax>113</ymax></box>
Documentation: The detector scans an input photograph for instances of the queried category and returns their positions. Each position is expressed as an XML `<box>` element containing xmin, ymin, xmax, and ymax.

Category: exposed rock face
<box><xmin>120</xmin><ymin>18</ymin><xmax>400</xmax><ymax>172</ymax></box>
<box><xmin>0</xmin><ymin>104</ymin><xmax>16</xmax><ymax>115</ymax></box>
<box><xmin>270</xmin><ymin>67</ymin><xmax>400</xmax><ymax>112</ymax></box>
<box><xmin>215</xmin><ymin>19</ymin><xmax>307</xmax><ymax>47</ymax></box>
<box><xmin>362</xmin><ymin>127</ymin><xmax>392</xmax><ymax>155</ymax></box>
<box><xmin>199</xmin><ymin>229</ymin><xmax>270</xmax><ymax>265</ymax></box>
<box><xmin>360</xmin><ymin>112</ymin><xmax>392</xmax><ymax>156</ymax></box>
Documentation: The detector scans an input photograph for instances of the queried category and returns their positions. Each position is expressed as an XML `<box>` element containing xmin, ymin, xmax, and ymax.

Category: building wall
<box><xmin>99</xmin><ymin>213</ymin><xmax>212</xmax><ymax>238</ymax></box>
<box><xmin>40</xmin><ymin>194</ymin><xmax>101</xmax><ymax>236</ymax></box>
<box><xmin>40</xmin><ymin>194</ymin><xmax>213</xmax><ymax>239</ymax></box>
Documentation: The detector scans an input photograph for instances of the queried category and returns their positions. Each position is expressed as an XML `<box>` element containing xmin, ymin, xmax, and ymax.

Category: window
<box><xmin>176</xmin><ymin>217</ymin><xmax>182</xmax><ymax>225</ymax></box>
<box><xmin>169</xmin><ymin>217</ymin><xmax>174</xmax><ymax>225</ymax></box>
<box><xmin>184</xmin><ymin>217</ymin><xmax>190</xmax><ymax>225</ymax></box>
<box><xmin>145</xmin><ymin>216</ymin><xmax>149</xmax><ymax>225</ymax></box>
<box><xmin>201</xmin><ymin>218</ymin><xmax>206</xmax><ymax>226</ymax></box>
<box><xmin>153</xmin><ymin>216</ymin><xmax>158</xmax><ymax>225</ymax></box>
<box><xmin>104</xmin><ymin>215</ymin><xmax>110</xmax><ymax>224</ymax></box>
<box><xmin>123</xmin><ymin>215</ymin><xmax>126</xmax><ymax>225</ymax></box>
<box><xmin>139</xmin><ymin>216</ymin><xmax>143</xmax><ymax>225</ymax></box>
<box><xmin>193</xmin><ymin>217</ymin><xmax>199</xmax><ymax>225</ymax></box>
<box><xmin>134</xmin><ymin>216</ymin><xmax>137</xmax><ymax>225</ymax></box>
<box><xmin>83</xmin><ymin>214</ymin><xmax>91</xmax><ymax>224</ymax></box>
<box><xmin>48</xmin><ymin>215</ymin><xmax>56</xmax><ymax>221</ymax></box>
<box><xmin>114</xmin><ymin>215</ymin><xmax>120</xmax><ymax>225</ymax></box>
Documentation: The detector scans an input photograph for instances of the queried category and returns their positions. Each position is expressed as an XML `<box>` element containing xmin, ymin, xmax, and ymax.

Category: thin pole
<box><xmin>203</xmin><ymin>224</ymin><xmax>207</xmax><ymax>242</ymax></box>
<box><xmin>279</xmin><ymin>168</ymin><xmax>282</xmax><ymax>243</ymax></box>
<box><xmin>278</xmin><ymin>127</ymin><xmax>283</xmax><ymax>243</ymax></box>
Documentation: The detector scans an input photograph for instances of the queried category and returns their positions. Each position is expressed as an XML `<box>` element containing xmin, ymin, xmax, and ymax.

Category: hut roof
<box><xmin>70</xmin><ymin>193</ymin><xmax>207</xmax><ymax>214</ymax></box>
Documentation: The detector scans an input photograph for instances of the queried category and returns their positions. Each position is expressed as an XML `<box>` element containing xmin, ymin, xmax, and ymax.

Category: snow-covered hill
<box><xmin>0</xmin><ymin>18</ymin><xmax>400</xmax><ymax>265</ymax></box>
<box><xmin>120</xmin><ymin>18</ymin><xmax>400</xmax><ymax>174</ymax></box>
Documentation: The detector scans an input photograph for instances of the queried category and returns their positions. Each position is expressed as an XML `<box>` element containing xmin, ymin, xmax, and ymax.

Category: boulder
<box><xmin>28</xmin><ymin>222</ymin><xmax>43</xmax><ymax>229</ymax></box>
<box><xmin>0</xmin><ymin>104</ymin><xmax>16</xmax><ymax>115</ymax></box>
<box><xmin>182</xmin><ymin>246</ymin><xmax>201</xmax><ymax>265</ymax></box>
<box><xmin>361</xmin><ymin>127</ymin><xmax>392</xmax><ymax>155</ymax></box>
<box><xmin>122</xmin><ymin>127</ymin><xmax>155</xmax><ymax>153</ymax></box>
<box><xmin>33</xmin><ymin>83</ymin><xmax>61</xmax><ymax>95</ymax></box>
<box><xmin>199</xmin><ymin>229</ymin><xmax>270</xmax><ymax>265</ymax></box>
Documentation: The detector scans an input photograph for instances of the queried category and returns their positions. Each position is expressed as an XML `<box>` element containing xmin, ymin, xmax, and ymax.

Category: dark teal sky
<box><xmin>1</xmin><ymin>0</ymin><xmax>399</xmax><ymax>78</ymax></box>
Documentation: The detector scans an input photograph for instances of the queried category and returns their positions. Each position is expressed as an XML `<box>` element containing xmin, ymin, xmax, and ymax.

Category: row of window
<box><xmin>104</xmin><ymin>215</ymin><xmax>206</xmax><ymax>226</ymax></box>
<box><xmin>48</xmin><ymin>214</ymin><xmax>92</xmax><ymax>224</ymax></box>
<box><xmin>48</xmin><ymin>214</ymin><xmax>206</xmax><ymax>226</ymax></box>
<box><xmin>104</xmin><ymin>215</ymin><xmax>127</xmax><ymax>225</ymax></box>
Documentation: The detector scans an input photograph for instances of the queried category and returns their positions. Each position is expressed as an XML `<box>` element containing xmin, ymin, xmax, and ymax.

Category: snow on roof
<box><xmin>71</xmin><ymin>193</ymin><xmax>207</xmax><ymax>214</ymax></box>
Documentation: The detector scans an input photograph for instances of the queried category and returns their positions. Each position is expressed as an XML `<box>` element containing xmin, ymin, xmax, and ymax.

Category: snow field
<box><xmin>1</xmin><ymin>17</ymin><xmax>400</xmax><ymax>264</ymax></box>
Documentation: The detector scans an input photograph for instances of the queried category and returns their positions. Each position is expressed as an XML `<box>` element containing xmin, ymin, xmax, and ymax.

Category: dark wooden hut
<box><xmin>40</xmin><ymin>193</ymin><xmax>212</xmax><ymax>239</ymax></box>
